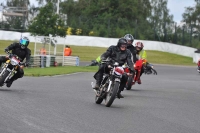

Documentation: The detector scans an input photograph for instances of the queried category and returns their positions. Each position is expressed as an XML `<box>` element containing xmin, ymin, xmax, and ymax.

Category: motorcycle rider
<box><xmin>0</xmin><ymin>36</ymin><xmax>31</xmax><ymax>87</ymax></box>
<box><xmin>88</xmin><ymin>55</ymin><xmax>101</xmax><ymax>66</ymax></box>
<box><xmin>197</xmin><ymin>59</ymin><xmax>200</xmax><ymax>72</ymax></box>
<box><xmin>124</xmin><ymin>34</ymin><xmax>137</xmax><ymax>63</ymax></box>
<box><xmin>91</xmin><ymin>34</ymin><xmax>136</xmax><ymax>66</ymax></box>
<box><xmin>93</xmin><ymin>37</ymin><xmax>135</xmax><ymax>98</ymax></box>
<box><xmin>135</xmin><ymin>41</ymin><xmax>147</xmax><ymax>84</ymax></box>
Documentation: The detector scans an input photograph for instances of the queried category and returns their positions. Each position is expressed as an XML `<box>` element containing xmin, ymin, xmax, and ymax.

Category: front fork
<box><xmin>107</xmin><ymin>76</ymin><xmax>121</xmax><ymax>92</ymax></box>
<box><xmin>0</xmin><ymin>66</ymin><xmax>17</xmax><ymax>83</ymax></box>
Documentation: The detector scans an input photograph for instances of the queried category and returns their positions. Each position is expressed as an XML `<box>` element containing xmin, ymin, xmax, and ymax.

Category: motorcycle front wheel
<box><xmin>0</xmin><ymin>70</ymin><xmax>10</xmax><ymax>86</ymax></box>
<box><xmin>105</xmin><ymin>81</ymin><xmax>119</xmax><ymax>107</ymax></box>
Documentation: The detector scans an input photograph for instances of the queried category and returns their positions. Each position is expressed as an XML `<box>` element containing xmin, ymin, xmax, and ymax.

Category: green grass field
<box><xmin>24</xmin><ymin>66</ymin><xmax>98</xmax><ymax>76</ymax></box>
<box><xmin>0</xmin><ymin>40</ymin><xmax>195</xmax><ymax>65</ymax></box>
<box><xmin>0</xmin><ymin>39</ymin><xmax>196</xmax><ymax>76</ymax></box>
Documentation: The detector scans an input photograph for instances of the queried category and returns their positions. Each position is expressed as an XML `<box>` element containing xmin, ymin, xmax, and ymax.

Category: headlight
<box><xmin>10</xmin><ymin>58</ymin><xmax>20</xmax><ymax>66</ymax></box>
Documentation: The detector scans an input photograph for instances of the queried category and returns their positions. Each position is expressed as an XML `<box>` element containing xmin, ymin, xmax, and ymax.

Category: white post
<box><xmin>63</xmin><ymin>36</ymin><xmax>66</xmax><ymax>66</ymax></box>
<box><xmin>34</xmin><ymin>36</ymin><xmax>36</xmax><ymax>56</ymax></box>
<box><xmin>54</xmin><ymin>44</ymin><xmax>57</xmax><ymax>55</ymax></box>
<box><xmin>56</xmin><ymin>0</ymin><xmax>59</xmax><ymax>14</ymax></box>
<box><xmin>53</xmin><ymin>38</ymin><xmax>57</xmax><ymax>55</ymax></box>
<box><xmin>49</xmin><ymin>38</ymin><xmax>51</xmax><ymax>56</ymax></box>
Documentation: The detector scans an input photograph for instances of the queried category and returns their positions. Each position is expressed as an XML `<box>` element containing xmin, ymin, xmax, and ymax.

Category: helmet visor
<box><xmin>127</xmin><ymin>40</ymin><xmax>132</xmax><ymax>44</ymax></box>
<box><xmin>20</xmin><ymin>39</ymin><xmax>29</xmax><ymax>46</ymax></box>
<box><xmin>120</xmin><ymin>43</ymin><xmax>127</xmax><ymax>48</ymax></box>
<box><xmin>120</xmin><ymin>44</ymin><xmax>127</xmax><ymax>51</ymax></box>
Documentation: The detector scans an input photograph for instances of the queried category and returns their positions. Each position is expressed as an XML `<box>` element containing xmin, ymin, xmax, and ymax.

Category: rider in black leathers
<box><xmin>124</xmin><ymin>34</ymin><xmax>137</xmax><ymax>63</ymax></box>
<box><xmin>93</xmin><ymin>38</ymin><xmax>135</xmax><ymax>98</ymax></box>
<box><xmin>0</xmin><ymin>36</ymin><xmax>31</xmax><ymax>87</ymax></box>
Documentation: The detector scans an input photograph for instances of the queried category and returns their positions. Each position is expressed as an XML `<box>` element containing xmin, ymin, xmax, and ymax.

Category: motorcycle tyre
<box><xmin>0</xmin><ymin>70</ymin><xmax>10</xmax><ymax>86</ymax></box>
<box><xmin>126</xmin><ymin>75</ymin><xmax>133</xmax><ymax>90</ymax></box>
<box><xmin>105</xmin><ymin>81</ymin><xmax>119</xmax><ymax>107</ymax></box>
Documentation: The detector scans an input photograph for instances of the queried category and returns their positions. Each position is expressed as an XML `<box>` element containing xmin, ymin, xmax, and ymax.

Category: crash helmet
<box><xmin>19</xmin><ymin>36</ymin><xmax>30</xmax><ymax>49</ymax></box>
<box><xmin>124</xmin><ymin>34</ymin><xmax>134</xmax><ymax>45</ymax></box>
<box><xmin>117</xmin><ymin>37</ymin><xmax>128</xmax><ymax>51</ymax></box>
<box><xmin>135</xmin><ymin>41</ymin><xmax>144</xmax><ymax>52</ymax></box>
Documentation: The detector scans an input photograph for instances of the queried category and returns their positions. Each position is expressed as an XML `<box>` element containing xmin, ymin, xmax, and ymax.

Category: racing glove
<box><xmin>4</xmin><ymin>48</ymin><xmax>9</xmax><ymax>52</ymax></box>
<box><xmin>24</xmin><ymin>62</ymin><xmax>30</xmax><ymax>67</ymax></box>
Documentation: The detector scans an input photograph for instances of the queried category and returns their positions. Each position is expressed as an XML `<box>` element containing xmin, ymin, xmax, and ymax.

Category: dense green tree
<box><xmin>149</xmin><ymin>0</ymin><xmax>173</xmax><ymax>42</ymax></box>
<box><xmin>3</xmin><ymin>0</ymin><xmax>196</xmax><ymax>47</ymax></box>
<box><xmin>28</xmin><ymin>2</ymin><xmax>66</xmax><ymax>36</ymax></box>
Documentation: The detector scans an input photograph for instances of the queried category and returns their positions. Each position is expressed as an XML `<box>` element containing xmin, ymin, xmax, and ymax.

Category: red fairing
<box><xmin>115</xmin><ymin>67</ymin><xmax>124</xmax><ymax>74</ymax></box>
<box><xmin>124</xmin><ymin>67</ymin><xmax>130</xmax><ymax>73</ymax></box>
<box><xmin>134</xmin><ymin>59</ymin><xmax>143</xmax><ymax>70</ymax></box>
<box><xmin>197</xmin><ymin>60</ymin><xmax>200</xmax><ymax>66</ymax></box>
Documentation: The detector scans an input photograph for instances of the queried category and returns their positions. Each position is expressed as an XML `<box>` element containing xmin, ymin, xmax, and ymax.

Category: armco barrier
<box><xmin>0</xmin><ymin>55</ymin><xmax>79</xmax><ymax>67</ymax></box>
<box><xmin>30</xmin><ymin>55</ymin><xmax>79</xmax><ymax>67</ymax></box>
<box><xmin>55</xmin><ymin>56</ymin><xmax>79</xmax><ymax>66</ymax></box>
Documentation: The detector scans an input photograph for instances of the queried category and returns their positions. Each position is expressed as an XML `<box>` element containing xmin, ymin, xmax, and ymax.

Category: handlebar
<box><xmin>5</xmin><ymin>50</ymin><xmax>25</xmax><ymax>66</ymax></box>
<box><xmin>5</xmin><ymin>50</ymin><xmax>11</xmax><ymax>55</ymax></box>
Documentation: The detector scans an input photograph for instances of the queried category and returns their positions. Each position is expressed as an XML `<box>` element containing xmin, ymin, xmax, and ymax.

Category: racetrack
<box><xmin>0</xmin><ymin>65</ymin><xmax>200</xmax><ymax>133</ymax></box>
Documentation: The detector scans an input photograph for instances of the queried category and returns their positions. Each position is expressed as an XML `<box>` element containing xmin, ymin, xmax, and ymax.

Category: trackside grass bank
<box><xmin>0</xmin><ymin>40</ymin><xmax>196</xmax><ymax>76</ymax></box>
<box><xmin>24</xmin><ymin>66</ymin><xmax>98</xmax><ymax>76</ymax></box>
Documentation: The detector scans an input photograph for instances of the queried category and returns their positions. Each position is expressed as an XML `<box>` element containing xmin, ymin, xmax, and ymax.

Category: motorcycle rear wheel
<box><xmin>105</xmin><ymin>81</ymin><xmax>119</xmax><ymax>107</ymax></box>
<box><xmin>126</xmin><ymin>75</ymin><xmax>133</xmax><ymax>90</ymax></box>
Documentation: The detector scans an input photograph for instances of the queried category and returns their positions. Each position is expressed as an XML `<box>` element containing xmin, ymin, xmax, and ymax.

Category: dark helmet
<box><xmin>19</xmin><ymin>36</ymin><xmax>30</xmax><ymax>49</ymax></box>
<box><xmin>124</xmin><ymin>34</ymin><xmax>134</xmax><ymax>45</ymax></box>
<box><xmin>117</xmin><ymin>37</ymin><xmax>128</xmax><ymax>48</ymax></box>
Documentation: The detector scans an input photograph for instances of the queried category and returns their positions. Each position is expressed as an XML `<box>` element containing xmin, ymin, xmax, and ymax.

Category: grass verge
<box><xmin>24</xmin><ymin>66</ymin><xmax>98</xmax><ymax>76</ymax></box>
<box><xmin>0</xmin><ymin>39</ymin><xmax>197</xmax><ymax>76</ymax></box>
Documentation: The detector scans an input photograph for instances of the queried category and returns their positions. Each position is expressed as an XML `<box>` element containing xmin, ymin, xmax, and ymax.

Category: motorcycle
<box><xmin>144</xmin><ymin>63</ymin><xmax>157</xmax><ymax>75</ymax></box>
<box><xmin>197</xmin><ymin>66</ymin><xmax>200</xmax><ymax>73</ymax></box>
<box><xmin>86</xmin><ymin>60</ymin><xmax>99</xmax><ymax>66</ymax></box>
<box><xmin>0</xmin><ymin>51</ymin><xmax>24</xmax><ymax>87</ymax></box>
<box><xmin>92</xmin><ymin>60</ymin><xmax>125</xmax><ymax>107</ymax></box>
<box><xmin>124</xmin><ymin>59</ymin><xmax>143</xmax><ymax>90</ymax></box>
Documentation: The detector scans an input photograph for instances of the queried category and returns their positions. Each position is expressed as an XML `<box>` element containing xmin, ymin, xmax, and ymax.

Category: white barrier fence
<box><xmin>0</xmin><ymin>55</ymin><xmax>79</xmax><ymax>67</ymax></box>
<box><xmin>30</xmin><ymin>55</ymin><xmax>79</xmax><ymax>67</ymax></box>
<box><xmin>0</xmin><ymin>30</ymin><xmax>199</xmax><ymax>63</ymax></box>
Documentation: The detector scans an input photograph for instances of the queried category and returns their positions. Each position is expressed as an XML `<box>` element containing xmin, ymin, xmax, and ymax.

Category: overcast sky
<box><xmin>0</xmin><ymin>0</ymin><xmax>197</xmax><ymax>23</ymax></box>
<box><xmin>168</xmin><ymin>0</ymin><xmax>196</xmax><ymax>22</ymax></box>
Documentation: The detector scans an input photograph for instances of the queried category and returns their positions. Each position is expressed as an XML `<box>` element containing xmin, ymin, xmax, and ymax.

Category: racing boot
<box><xmin>6</xmin><ymin>75</ymin><xmax>18</xmax><ymax>88</ymax></box>
<box><xmin>93</xmin><ymin>83</ymin><xmax>100</xmax><ymax>90</ymax></box>
<box><xmin>93</xmin><ymin>73</ymin><xmax>103</xmax><ymax>90</ymax></box>
<box><xmin>117</xmin><ymin>86</ymin><xmax>125</xmax><ymax>99</ymax></box>
<box><xmin>6</xmin><ymin>79</ymin><xmax>14</xmax><ymax>88</ymax></box>
<box><xmin>137</xmin><ymin>78</ymin><xmax>141</xmax><ymax>84</ymax></box>
<box><xmin>117</xmin><ymin>91</ymin><xmax>124</xmax><ymax>99</ymax></box>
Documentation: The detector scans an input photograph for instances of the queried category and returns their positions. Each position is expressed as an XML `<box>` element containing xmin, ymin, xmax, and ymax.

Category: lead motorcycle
<box><xmin>0</xmin><ymin>51</ymin><xmax>24</xmax><ymax>87</ymax></box>
<box><xmin>92</xmin><ymin>60</ymin><xmax>125</xmax><ymax>107</ymax></box>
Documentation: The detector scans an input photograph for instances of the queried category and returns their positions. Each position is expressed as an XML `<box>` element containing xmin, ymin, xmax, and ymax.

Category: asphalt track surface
<box><xmin>0</xmin><ymin>65</ymin><xmax>200</xmax><ymax>133</ymax></box>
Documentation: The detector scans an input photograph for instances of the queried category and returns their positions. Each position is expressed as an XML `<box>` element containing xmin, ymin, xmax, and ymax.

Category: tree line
<box><xmin>1</xmin><ymin>0</ymin><xmax>200</xmax><ymax>48</ymax></box>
